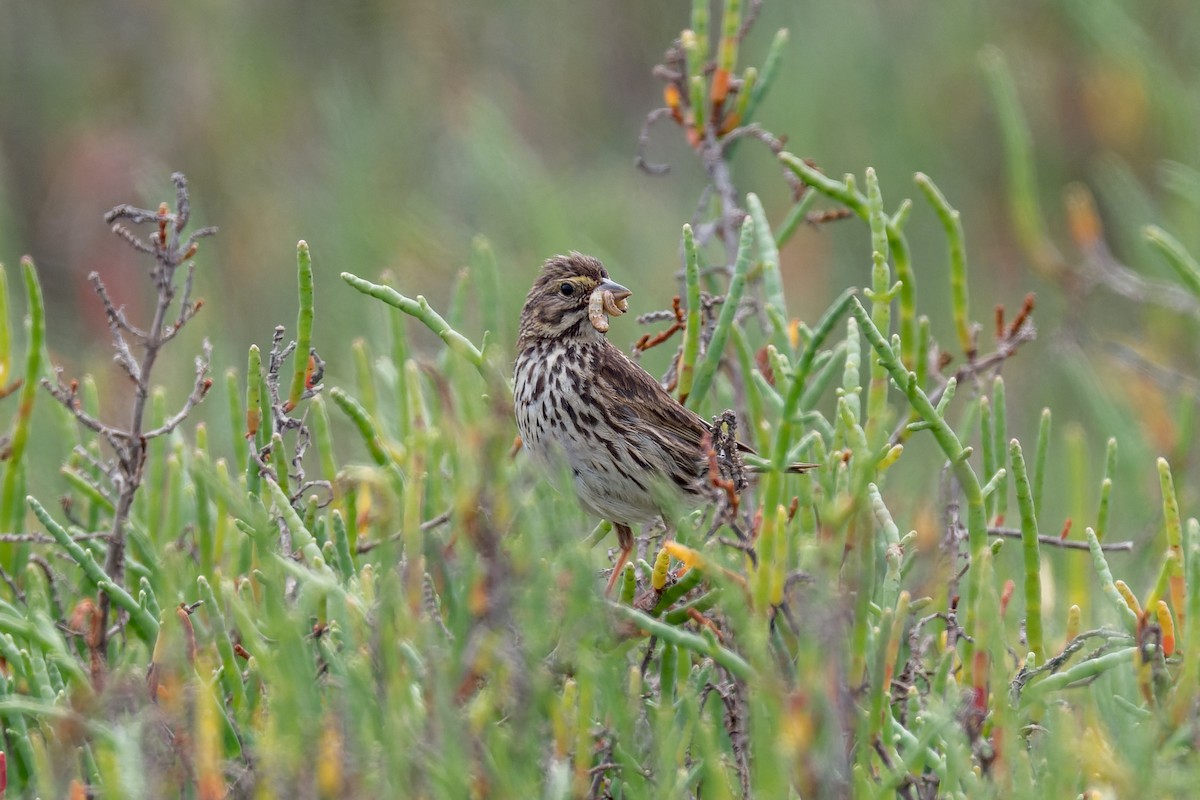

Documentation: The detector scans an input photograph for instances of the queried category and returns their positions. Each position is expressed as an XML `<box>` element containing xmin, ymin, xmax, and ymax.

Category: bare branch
<box><xmin>171</xmin><ymin>171</ymin><xmax>190</xmax><ymax>231</ymax></box>
<box><xmin>42</xmin><ymin>375</ymin><xmax>128</xmax><ymax>454</ymax></box>
<box><xmin>635</xmin><ymin>107</ymin><xmax>675</xmax><ymax>175</ymax></box>
<box><xmin>142</xmin><ymin>340</ymin><xmax>213</xmax><ymax>440</ymax></box>
<box><xmin>107</xmin><ymin>223</ymin><xmax>156</xmax><ymax>255</ymax></box>
<box><xmin>104</xmin><ymin>204</ymin><xmax>172</xmax><ymax>227</ymax></box>
<box><xmin>720</xmin><ymin>123</ymin><xmax>806</xmax><ymax>199</ymax></box>
<box><xmin>0</xmin><ymin>531</ymin><xmax>110</xmax><ymax>544</ymax></box>
<box><xmin>65</xmin><ymin>172</ymin><xmax>219</xmax><ymax>654</ymax></box>
<box><xmin>987</xmin><ymin>526</ymin><xmax>1133</xmax><ymax>552</ymax></box>
<box><xmin>89</xmin><ymin>272</ymin><xmax>148</xmax><ymax>340</ymax></box>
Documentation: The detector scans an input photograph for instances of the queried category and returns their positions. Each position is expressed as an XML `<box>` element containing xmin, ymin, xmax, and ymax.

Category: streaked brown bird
<box><xmin>514</xmin><ymin>252</ymin><xmax>813</xmax><ymax>593</ymax></box>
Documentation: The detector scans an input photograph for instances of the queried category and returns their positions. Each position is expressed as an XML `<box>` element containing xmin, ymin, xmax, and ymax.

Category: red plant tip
<box><xmin>687</xmin><ymin>608</ymin><xmax>724</xmax><ymax>639</ymax></box>
<box><xmin>202</xmin><ymin>378</ymin><xmax>213</xmax><ymax>393</ymax></box>
<box><xmin>994</xmin><ymin>304</ymin><xmax>1005</xmax><ymax>340</ymax></box>
<box><xmin>1007</xmin><ymin>293</ymin><xmax>1035</xmax><ymax>338</ymax></box>
<box><xmin>194</xmin><ymin>298</ymin><xmax>205</xmax><ymax>310</ymax></box>
<box><xmin>233</xmin><ymin>643</ymin><xmax>251</xmax><ymax>660</ymax></box>
<box><xmin>69</xmin><ymin>378</ymin><xmax>79</xmax><ymax>393</ymax></box>
<box><xmin>971</xmin><ymin>652</ymin><xmax>989</xmax><ymax>708</ymax></box>
<box><xmin>157</xmin><ymin>202</ymin><xmax>170</xmax><ymax>218</ymax></box>
<box><xmin>999</xmin><ymin>579</ymin><xmax>1015</xmax><ymax>617</ymax></box>
<box><xmin>755</xmin><ymin>346</ymin><xmax>775</xmax><ymax>386</ymax></box>
<box><xmin>634</xmin><ymin>299</ymin><xmax>686</xmax><ymax>353</ymax></box>
<box><xmin>1059</xmin><ymin>518</ymin><xmax>1072</xmax><ymax>541</ymax></box>
<box><xmin>786</xmin><ymin>496</ymin><xmax>800</xmax><ymax>522</ymax></box>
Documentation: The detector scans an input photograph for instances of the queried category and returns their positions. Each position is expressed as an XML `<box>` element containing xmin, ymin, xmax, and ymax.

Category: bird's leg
<box><xmin>604</xmin><ymin>523</ymin><xmax>635</xmax><ymax>596</ymax></box>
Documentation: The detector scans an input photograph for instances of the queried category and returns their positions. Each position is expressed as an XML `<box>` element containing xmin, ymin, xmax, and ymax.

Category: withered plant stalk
<box><xmin>45</xmin><ymin>173</ymin><xmax>216</xmax><ymax>653</ymax></box>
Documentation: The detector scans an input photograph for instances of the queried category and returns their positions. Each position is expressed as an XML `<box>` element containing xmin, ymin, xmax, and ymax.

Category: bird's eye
<box><xmin>559</xmin><ymin>282</ymin><xmax>575</xmax><ymax>297</ymax></box>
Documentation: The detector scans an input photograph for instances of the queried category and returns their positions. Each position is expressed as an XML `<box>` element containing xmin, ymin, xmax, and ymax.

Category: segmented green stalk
<box><xmin>686</xmin><ymin>218</ymin><xmax>754</xmax><ymax>408</ymax></box>
<box><xmin>609</xmin><ymin>604</ymin><xmax>753</xmax><ymax>681</ymax></box>
<box><xmin>244</xmin><ymin>346</ymin><xmax>264</xmax><ymax>495</ymax></box>
<box><xmin>341</xmin><ymin>272</ymin><xmax>484</xmax><ymax>369</ymax></box>
<box><xmin>864</xmin><ymin>169</ymin><xmax>893</xmax><ymax>447</ymax></box>
<box><xmin>28</xmin><ymin>496</ymin><xmax>158</xmax><ymax>642</ymax></box>
<box><xmin>915</xmin><ymin>173</ymin><xmax>971</xmax><ymax>357</ymax></box>
<box><xmin>746</xmin><ymin>193</ymin><xmax>787</xmax><ymax>320</ymax></box>
<box><xmin>352</xmin><ymin>339</ymin><xmax>378</xmax><ymax>420</ymax></box>
<box><xmin>1009</xmin><ymin>439</ymin><xmax>1045</xmax><ymax>663</ymax></box>
<box><xmin>197</xmin><ymin>575</ymin><xmax>247</xmax><ymax>711</ymax></box>
<box><xmin>225</xmin><ymin>369</ymin><xmax>247</xmax><ymax>468</ymax></box>
<box><xmin>742</xmin><ymin>28</ymin><xmax>788</xmax><ymax>125</ymax></box>
<box><xmin>286</xmin><ymin>240</ymin><xmax>314</xmax><ymax>410</ymax></box>
<box><xmin>1096</xmin><ymin>438</ymin><xmax>1117</xmax><ymax>541</ymax></box>
<box><xmin>850</xmin><ymin>298</ymin><xmax>988</xmax><ymax>683</ymax></box>
<box><xmin>1033</xmin><ymin>408</ymin><xmax>1051</xmax><ymax>517</ymax></box>
<box><xmin>0</xmin><ymin>260</ymin><xmax>45</xmax><ymax>535</ymax></box>
<box><xmin>0</xmin><ymin>265</ymin><xmax>11</xmax><ymax>388</ymax></box>
<box><xmin>1086</xmin><ymin>527</ymin><xmax>1138</xmax><ymax>634</ymax></box>
<box><xmin>676</xmin><ymin>225</ymin><xmax>703</xmax><ymax>405</ymax></box>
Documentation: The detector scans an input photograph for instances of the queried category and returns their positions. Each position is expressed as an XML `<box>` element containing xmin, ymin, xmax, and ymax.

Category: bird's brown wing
<box><xmin>593</xmin><ymin>341</ymin><xmax>817</xmax><ymax>475</ymax></box>
<box><xmin>593</xmin><ymin>342</ymin><xmax>712</xmax><ymax>477</ymax></box>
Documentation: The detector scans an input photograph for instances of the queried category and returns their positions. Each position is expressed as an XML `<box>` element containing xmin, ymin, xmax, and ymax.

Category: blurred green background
<box><xmin>1</xmin><ymin>1</ymin><xmax>1198</xmax><ymax>558</ymax></box>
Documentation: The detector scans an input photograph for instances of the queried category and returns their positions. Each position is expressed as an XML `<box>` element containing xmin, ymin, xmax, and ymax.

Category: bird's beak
<box><xmin>599</xmin><ymin>278</ymin><xmax>632</xmax><ymax>301</ymax></box>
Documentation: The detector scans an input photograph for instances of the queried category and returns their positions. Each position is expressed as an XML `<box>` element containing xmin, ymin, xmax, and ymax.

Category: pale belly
<box><xmin>514</xmin><ymin>345</ymin><xmax>677</xmax><ymax>526</ymax></box>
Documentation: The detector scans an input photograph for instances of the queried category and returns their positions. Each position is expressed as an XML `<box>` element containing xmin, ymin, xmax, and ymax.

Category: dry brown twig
<box><xmin>44</xmin><ymin>173</ymin><xmax>216</xmax><ymax>655</ymax></box>
<box><xmin>251</xmin><ymin>324</ymin><xmax>329</xmax><ymax>511</ymax></box>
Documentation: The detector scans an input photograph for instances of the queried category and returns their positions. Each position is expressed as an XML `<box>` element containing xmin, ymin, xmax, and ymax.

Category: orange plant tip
<box><xmin>1155</xmin><ymin>600</ymin><xmax>1176</xmax><ymax>657</ymax></box>
<box><xmin>1059</xmin><ymin>518</ymin><xmax>1072</xmax><ymax>540</ymax></box>
<box><xmin>999</xmin><ymin>579</ymin><xmax>1015</xmax><ymax>616</ymax></box>
<box><xmin>1064</xmin><ymin>183</ymin><xmax>1103</xmax><ymax>250</ymax></box>
<box><xmin>711</xmin><ymin>69</ymin><xmax>730</xmax><ymax>108</ymax></box>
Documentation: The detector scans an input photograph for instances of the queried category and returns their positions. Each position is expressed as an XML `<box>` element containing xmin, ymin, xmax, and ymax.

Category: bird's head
<box><xmin>518</xmin><ymin>252</ymin><xmax>631</xmax><ymax>343</ymax></box>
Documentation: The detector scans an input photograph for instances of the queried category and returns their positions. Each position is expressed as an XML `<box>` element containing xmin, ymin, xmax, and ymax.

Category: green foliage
<box><xmin>0</xmin><ymin>3</ymin><xmax>1198</xmax><ymax>799</ymax></box>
